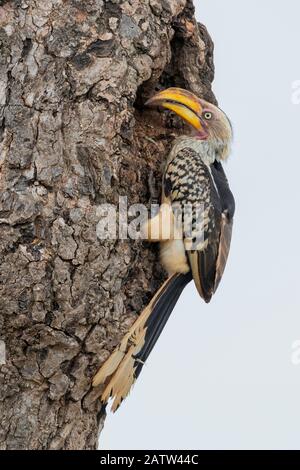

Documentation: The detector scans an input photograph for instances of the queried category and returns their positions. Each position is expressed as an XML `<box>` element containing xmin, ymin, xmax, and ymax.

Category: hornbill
<box><xmin>93</xmin><ymin>88</ymin><xmax>235</xmax><ymax>411</ymax></box>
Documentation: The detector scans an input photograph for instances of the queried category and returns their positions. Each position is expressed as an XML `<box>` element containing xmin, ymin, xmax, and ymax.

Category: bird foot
<box><xmin>148</xmin><ymin>170</ymin><xmax>160</xmax><ymax>207</ymax></box>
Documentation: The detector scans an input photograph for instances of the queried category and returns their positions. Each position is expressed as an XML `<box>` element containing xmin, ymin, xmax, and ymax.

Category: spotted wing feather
<box><xmin>164</xmin><ymin>148</ymin><xmax>235</xmax><ymax>302</ymax></box>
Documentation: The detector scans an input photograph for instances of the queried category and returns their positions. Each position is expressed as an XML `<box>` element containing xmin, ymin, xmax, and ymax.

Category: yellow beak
<box><xmin>145</xmin><ymin>87</ymin><xmax>205</xmax><ymax>133</ymax></box>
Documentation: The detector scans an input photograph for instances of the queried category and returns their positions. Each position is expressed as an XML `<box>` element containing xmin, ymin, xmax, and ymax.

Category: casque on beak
<box><xmin>146</xmin><ymin>87</ymin><xmax>208</xmax><ymax>139</ymax></box>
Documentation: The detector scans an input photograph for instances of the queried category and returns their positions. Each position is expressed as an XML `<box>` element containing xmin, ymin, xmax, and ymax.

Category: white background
<box><xmin>100</xmin><ymin>0</ymin><xmax>300</xmax><ymax>449</ymax></box>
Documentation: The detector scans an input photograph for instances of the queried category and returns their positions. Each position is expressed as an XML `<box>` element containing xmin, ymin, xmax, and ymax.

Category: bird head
<box><xmin>146</xmin><ymin>87</ymin><xmax>233</xmax><ymax>160</ymax></box>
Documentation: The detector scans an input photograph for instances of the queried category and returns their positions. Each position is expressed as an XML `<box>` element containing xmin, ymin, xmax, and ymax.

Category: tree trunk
<box><xmin>0</xmin><ymin>0</ymin><xmax>216</xmax><ymax>450</ymax></box>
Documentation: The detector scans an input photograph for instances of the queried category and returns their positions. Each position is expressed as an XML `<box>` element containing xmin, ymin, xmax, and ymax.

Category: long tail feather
<box><xmin>92</xmin><ymin>272</ymin><xmax>192</xmax><ymax>411</ymax></box>
<box><xmin>134</xmin><ymin>272</ymin><xmax>192</xmax><ymax>378</ymax></box>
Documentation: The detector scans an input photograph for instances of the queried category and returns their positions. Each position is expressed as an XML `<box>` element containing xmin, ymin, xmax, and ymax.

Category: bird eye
<box><xmin>204</xmin><ymin>112</ymin><xmax>213</xmax><ymax>120</ymax></box>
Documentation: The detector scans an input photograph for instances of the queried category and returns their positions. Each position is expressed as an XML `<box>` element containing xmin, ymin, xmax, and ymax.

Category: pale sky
<box><xmin>101</xmin><ymin>0</ymin><xmax>300</xmax><ymax>450</ymax></box>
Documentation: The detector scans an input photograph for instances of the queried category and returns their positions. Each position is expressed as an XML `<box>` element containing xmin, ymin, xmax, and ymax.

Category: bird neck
<box><xmin>169</xmin><ymin>135</ymin><xmax>230</xmax><ymax>166</ymax></box>
<box><xmin>209</xmin><ymin>138</ymin><xmax>231</xmax><ymax>161</ymax></box>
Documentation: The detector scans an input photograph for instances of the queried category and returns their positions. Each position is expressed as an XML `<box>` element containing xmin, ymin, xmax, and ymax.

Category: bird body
<box><xmin>146</xmin><ymin>135</ymin><xmax>234</xmax><ymax>302</ymax></box>
<box><xmin>93</xmin><ymin>88</ymin><xmax>235</xmax><ymax>411</ymax></box>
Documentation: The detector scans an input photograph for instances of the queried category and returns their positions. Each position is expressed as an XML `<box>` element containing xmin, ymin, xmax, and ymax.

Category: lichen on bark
<box><xmin>0</xmin><ymin>0</ymin><xmax>216</xmax><ymax>449</ymax></box>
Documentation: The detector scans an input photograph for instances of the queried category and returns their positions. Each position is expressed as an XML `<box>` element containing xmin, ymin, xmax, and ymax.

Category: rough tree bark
<box><xmin>0</xmin><ymin>0</ymin><xmax>216</xmax><ymax>450</ymax></box>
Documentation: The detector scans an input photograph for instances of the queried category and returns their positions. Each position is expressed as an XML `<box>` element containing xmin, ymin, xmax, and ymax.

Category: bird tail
<box><xmin>92</xmin><ymin>271</ymin><xmax>192</xmax><ymax>411</ymax></box>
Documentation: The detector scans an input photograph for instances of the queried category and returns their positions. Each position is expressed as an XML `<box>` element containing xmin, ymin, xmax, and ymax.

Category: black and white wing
<box><xmin>164</xmin><ymin>149</ymin><xmax>235</xmax><ymax>303</ymax></box>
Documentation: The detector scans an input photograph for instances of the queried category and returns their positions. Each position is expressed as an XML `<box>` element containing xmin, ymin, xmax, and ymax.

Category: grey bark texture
<box><xmin>0</xmin><ymin>0</ymin><xmax>216</xmax><ymax>450</ymax></box>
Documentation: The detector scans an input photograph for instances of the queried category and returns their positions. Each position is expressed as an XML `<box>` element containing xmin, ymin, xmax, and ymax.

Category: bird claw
<box><xmin>148</xmin><ymin>170</ymin><xmax>160</xmax><ymax>206</ymax></box>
